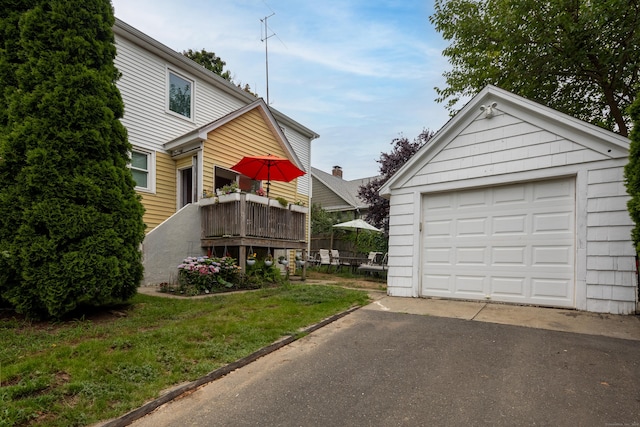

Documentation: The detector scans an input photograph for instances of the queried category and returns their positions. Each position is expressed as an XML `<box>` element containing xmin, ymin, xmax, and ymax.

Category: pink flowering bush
<box><xmin>176</xmin><ymin>256</ymin><xmax>240</xmax><ymax>295</ymax></box>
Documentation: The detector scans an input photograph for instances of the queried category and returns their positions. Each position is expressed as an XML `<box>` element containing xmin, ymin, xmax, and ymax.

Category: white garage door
<box><xmin>421</xmin><ymin>178</ymin><xmax>575</xmax><ymax>308</ymax></box>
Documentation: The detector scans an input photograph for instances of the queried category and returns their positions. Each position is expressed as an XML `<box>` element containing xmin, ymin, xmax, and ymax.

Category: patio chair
<box><xmin>318</xmin><ymin>249</ymin><xmax>331</xmax><ymax>270</ymax></box>
<box><xmin>358</xmin><ymin>252</ymin><xmax>388</xmax><ymax>275</ymax></box>
<box><xmin>329</xmin><ymin>249</ymin><xmax>350</xmax><ymax>271</ymax></box>
<box><xmin>364</xmin><ymin>251</ymin><xmax>382</xmax><ymax>265</ymax></box>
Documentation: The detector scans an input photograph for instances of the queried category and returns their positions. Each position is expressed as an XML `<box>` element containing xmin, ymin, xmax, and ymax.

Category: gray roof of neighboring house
<box><xmin>311</xmin><ymin>167</ymin><xmax>380</xmax><ymax>212</ymax></box>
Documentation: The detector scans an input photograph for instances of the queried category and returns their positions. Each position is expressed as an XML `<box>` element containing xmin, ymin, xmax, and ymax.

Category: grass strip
<box><xmin>104</xmin><ymin>305</ymin><xmax>362</xmax><ymax>427</ymax></box>
<box><xmin>0</xmin><ymin>283</ymin><xmax>369</xmax><ymax>427</ymax></box>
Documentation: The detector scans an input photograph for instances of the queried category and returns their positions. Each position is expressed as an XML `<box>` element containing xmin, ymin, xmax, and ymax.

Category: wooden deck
<box><xmin>200</xmin><ymin>193</ymin><xmax>308</xmax><ymax>268</ymax></box>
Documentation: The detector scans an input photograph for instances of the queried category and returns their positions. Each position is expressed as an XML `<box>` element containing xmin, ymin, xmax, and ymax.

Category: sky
<box><xmin>111</xmin><ymin>0</ymin><xmax>453</xmax><ymax>180</ymax></box>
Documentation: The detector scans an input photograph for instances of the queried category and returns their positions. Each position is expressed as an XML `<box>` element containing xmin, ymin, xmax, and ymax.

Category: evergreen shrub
<box><xmin>0</xmin><ymin>0</ymin><xmax>145</xmax><ymax>319</ymax></box>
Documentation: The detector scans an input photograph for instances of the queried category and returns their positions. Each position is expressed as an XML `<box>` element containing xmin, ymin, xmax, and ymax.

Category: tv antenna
<box><xmin>260</xmin><ymin>13</ymin><xmax>275</xmax><ymax>105</ymax></box>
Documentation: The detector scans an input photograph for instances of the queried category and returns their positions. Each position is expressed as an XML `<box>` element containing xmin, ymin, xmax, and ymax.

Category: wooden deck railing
<box><xmin>200</xmin><ymin>194</ymin><xmax>306</xmax><ymax>242</ymax></box>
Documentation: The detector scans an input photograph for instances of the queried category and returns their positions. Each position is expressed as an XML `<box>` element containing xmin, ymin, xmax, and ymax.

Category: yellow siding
<box><xmin>176</xmin><ymin>156</ymin><xmax>192</xmax><ymax>170</ymax></box>
<box><xmin>137</xmin><ymin>151</ymin><xmax>176</xmax><ymax>232</ymax></box>
<box><xmin>137</xmin><ymin>107</ymin><xmax>310</xmax><ymax>236</ymax></box>
<box><xmin>203</xmin><ymin>108</ymin><xmax>303</xmax><ymax>204</ymax></box>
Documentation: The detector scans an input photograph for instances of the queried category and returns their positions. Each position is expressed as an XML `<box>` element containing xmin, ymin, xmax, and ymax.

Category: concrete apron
<box><xmin>365</xmin><ymin>295</ymin><xmax>640</xmax><ymax>341</ymax></box>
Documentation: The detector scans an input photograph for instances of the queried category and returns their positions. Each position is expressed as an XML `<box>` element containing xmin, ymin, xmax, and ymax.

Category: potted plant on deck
<box><xmin>217</xmin><ymin>182</ymin><xmax>241</xmax><ymax>203</ymax></box>
<box><xmin>217</xmin><ymin>182</ymin><xmax>239</xmax><ymax>195</ymax></box>
<box><xmin>278</xmin><ymin>255</ymin><xmax>289</xmax><ymax>266</ymax></box>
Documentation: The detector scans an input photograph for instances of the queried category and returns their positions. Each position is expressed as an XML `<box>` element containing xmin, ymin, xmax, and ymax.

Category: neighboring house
<box><xmin>311</xmin><ymin>166</ymin><xmax>378</xmax><ymax>217</ymax></box>
<box><xmin>379</xmin><ymin>85</ymin><xmax>638</xmax><ymax>315</ymax></box>
<box><xmin>310</xmin><ymin>166</ymin><xmax>380</xmax><ymax>254</ymax></box>
<box><xmin>113</xmin><ymin>19</ymin><xmax>319</xmax><ymax>284</ymax></box>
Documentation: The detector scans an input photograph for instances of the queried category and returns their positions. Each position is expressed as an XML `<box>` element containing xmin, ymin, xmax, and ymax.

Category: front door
<box><xmin>180</xmin><ymin>167</ymin><xmax>193</xmax><ymax>208</ymax></box>
<box><xmin>179</xmin><ymin>154</ymin><xmax>199</xmax><ymax>208</ymax></box>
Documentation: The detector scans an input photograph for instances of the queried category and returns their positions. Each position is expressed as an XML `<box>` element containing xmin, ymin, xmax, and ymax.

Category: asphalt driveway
<box><xmin>128</xmin><ymin>301</ymin><xmax>640</xmax><ymax>427</ymax></box>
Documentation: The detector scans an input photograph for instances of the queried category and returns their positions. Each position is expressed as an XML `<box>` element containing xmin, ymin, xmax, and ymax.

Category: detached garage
<box><xmin>379</xmin><ymin>86</ymin><xmax>638</xmax><ymax>315</ymax></box>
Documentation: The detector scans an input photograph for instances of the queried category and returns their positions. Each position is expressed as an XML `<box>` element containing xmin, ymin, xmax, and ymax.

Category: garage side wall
<box><xmin>586</xmin><ymin>165</ymin><xmax>637</xmax><ymax>314</ymax></box>
<box><xmin>387</xmin><ymin>192</ymin><xmax>419</xmax><ymax>296</ymax></box>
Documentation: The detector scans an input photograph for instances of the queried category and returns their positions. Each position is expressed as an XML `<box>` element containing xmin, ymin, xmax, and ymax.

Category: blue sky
<box><xmin>111</xmin><ymin>0</ymin><xmax>453</xmax><ymax>179</ymax></box>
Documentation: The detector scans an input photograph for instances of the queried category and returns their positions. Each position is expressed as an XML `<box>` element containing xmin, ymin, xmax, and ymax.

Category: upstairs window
<box><xmin>168</xmin><ymin>71</ymin><xmax>193</xmax><ymax>119</ymax></box>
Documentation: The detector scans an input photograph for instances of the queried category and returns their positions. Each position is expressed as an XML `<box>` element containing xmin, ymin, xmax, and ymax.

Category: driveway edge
<box><xmin>98</xmin><ymin>305</ymin><xmax>363</xmax><ymax>427</ymax></box>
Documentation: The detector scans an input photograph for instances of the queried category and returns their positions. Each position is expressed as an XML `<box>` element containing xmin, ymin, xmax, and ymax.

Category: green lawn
<box><xmin>0</xmin><ymin>284</ymin><xmax>370</xmax><ymax>427</ymax></box>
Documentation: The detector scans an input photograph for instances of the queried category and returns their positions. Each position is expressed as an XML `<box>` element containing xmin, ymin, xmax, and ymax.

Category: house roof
<box><xmin>311</xmin><ymin>167</ymin><xmax>379</xmax><ymax>211</ymax></box>
<box><xmin>164</xmin><ymin>99</ymin><xmax>305</xmax><ymax>170</ymax></box>
<box><xmin>379</xmin><ymin>85</ymin><xmax>630</xmax><ymax>197</ymax></box>
<box><xmin>113</xmin><ymin>18</ymin><xmax>319</xmax><ymax>142</ymax></box>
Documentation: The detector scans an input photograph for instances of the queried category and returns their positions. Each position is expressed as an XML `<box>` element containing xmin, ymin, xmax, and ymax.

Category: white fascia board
<box><xmin>379</xmin><ymin>85</ymin><xmax>630</xmax><ymax>198</ymax></box>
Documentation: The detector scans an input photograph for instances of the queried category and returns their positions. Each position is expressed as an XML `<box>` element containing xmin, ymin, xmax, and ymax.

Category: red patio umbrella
<box><xmin>231</xmin><ymin>154</ymin><xmax>305</xmax><ymax>198</ymax></box>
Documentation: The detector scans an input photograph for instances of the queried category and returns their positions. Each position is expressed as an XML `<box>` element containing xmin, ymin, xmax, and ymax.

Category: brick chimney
<box><xmin>332</xmin><ymin>165</ymin><xmax>343</xmax><ymax>178</ymax></box>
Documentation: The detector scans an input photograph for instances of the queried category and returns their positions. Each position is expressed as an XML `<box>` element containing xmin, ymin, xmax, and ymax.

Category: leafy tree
<box><xmin>311</xmin><ymin>203</ymin><xmax>335</xmax><ymax>235</ymax></box>
<box><xmin>358</xmin><ymin>129</ymin><xmax>434</xmax><ymax>232</ymax></box>
<box><xmin>0</xmin><ymin>0</ymin><xmax>145</xmax><ymax>319</ymax></box>
<box><xmin>183</xmin><ymin>48</ymin><xmax>256</xmax><ymax>96</ymax></box>
<box><xmin>624</xmin><ymin>93</ymin><xmax>640</xmax><ymax>255</ymax></box>
<box><xmin>310</xmin><ymin>204</ymin><xmax>385</xmax><ymax>254</ymax></box>
<box><xmin>183</xmin><ymin>48</ymin><xmax>232</xmax><ymax>80</ymax></box>
<box><xmin>430</xmin><ymin>0</ymin><xmax>640</xmax><ymax>136</ymax></box>
<box><xmin>310</xmin><ymin>204</ymin><xmax>353</xmax><ymax>236</ymax></box>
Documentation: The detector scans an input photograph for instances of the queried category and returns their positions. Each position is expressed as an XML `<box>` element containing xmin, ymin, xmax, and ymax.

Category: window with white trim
<box><xmin>167</xmin><ymin>70</ymin><xmax>193</xmax><ymax>119</ymax></box>
<box><xmin>214</xmin><ymin>166</ymin><xmax>261</xmax><ymax>194</ymax></box>
<box><xmin>130</xmin><ymin>149</ymin><xmax>154</xmax><ymax>192</ymax></box>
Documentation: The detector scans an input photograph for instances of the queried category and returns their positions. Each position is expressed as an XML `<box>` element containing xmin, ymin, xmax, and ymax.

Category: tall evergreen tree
<box><xmin>0</xmin><ymin>0</ymin><xmax>145</xmax><ymax>319</ymax></box>
<box><xmin>0</xmin><ymin>0</ymin><xmax>39</xmax><ymax>303</ymax></box>
<box><xmin>0</xmin><ymin>0</ymin><xmax>36</xmax><ymax>128</ymax></box>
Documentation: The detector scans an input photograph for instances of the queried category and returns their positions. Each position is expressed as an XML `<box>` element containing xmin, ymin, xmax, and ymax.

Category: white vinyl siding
<box><xmin>386</xmin><ymin>192</ymin><xmax>417</xmax><ymax>295</ymax></box>
<box><xmin>405</xmin><ymin>112</ymin><xmax>609</xmax><ymax>188</ymax></box>
<box><xmin>585</xmin><ymin>167</ymin><xmax>636</xmax><ymax>313</ymax></box>
<box><xmin>285</xmin><ymin>128</ymin><xmax>311</xmax><ymax>197</ymax></box>
<box><xmin>114</xmin><ymin>35</ymin><xmax>245</xmax><ymax>152</ymax></box>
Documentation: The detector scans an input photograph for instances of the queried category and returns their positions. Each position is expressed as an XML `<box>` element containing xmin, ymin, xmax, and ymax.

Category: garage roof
<box><xmin>379</xmin><ymin>85</ymin><xmax>630</xmax><ymax>198</ymax></box>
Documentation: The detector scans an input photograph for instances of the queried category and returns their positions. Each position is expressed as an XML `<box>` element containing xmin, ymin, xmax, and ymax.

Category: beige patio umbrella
<box><xmin>333</xmin><ymin>219</ymin><xmax>381</xmax><ymax>233</ymax></box>
<box><xmin>333</xmin><ymin>219</ymin><xmax>381</xmax><ymax>253</ymax></box>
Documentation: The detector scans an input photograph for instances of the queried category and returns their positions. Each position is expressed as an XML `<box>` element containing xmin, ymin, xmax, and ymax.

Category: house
<box><xmin>112</xmin><ymin>19</ymin><xmax>319</xmax><ymax>284</ymax></box>
<box><xmin>379</xmin><ymin>85</ymin><xmax>638</xmax><ymax>315</ymax></box>
<box><xmin>311</xmin><ymin>166</ymin><xmax>378</xmax><ymax>217</ymax></box>
<box><xmin>310</xmin><ymin>166</ymin><xmax>380</xmax><ymax>253</ymax></box>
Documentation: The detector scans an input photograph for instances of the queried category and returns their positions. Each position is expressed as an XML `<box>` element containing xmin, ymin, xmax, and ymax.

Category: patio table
<box><xmin>337</xmin><ymin>256</ymin><xmax>369</xmax><ymax>273</ymax></box>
